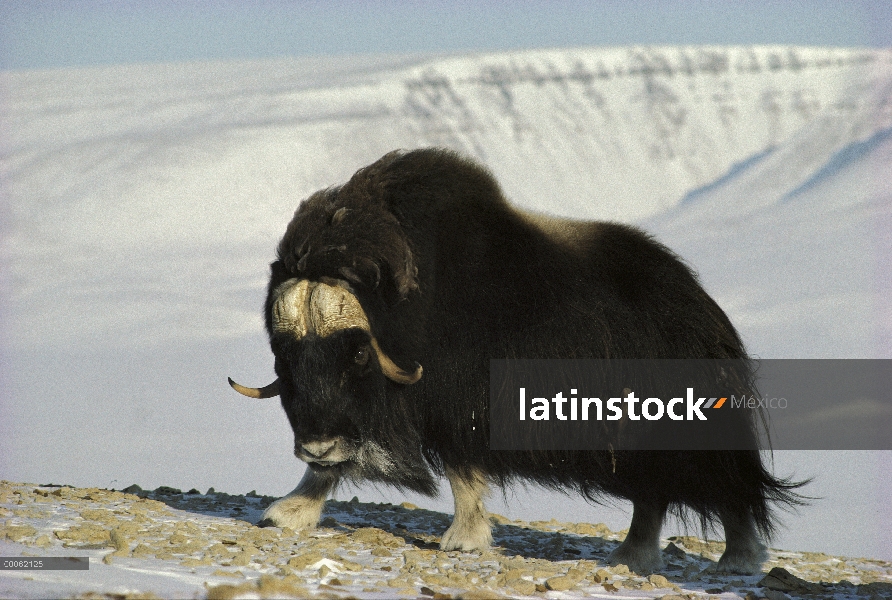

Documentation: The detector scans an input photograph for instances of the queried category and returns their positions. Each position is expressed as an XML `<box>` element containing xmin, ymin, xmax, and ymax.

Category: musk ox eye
<box><xmin>354</xmin><ymin>346</ymin><xmax>369</xmax><ymax>366</ymax></box>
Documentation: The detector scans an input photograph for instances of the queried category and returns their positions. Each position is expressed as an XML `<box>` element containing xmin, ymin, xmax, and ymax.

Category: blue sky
<box><xmin>2</xmin><ymin>0</ymin><xmax>891</xmax><ymax>71</ymax></box>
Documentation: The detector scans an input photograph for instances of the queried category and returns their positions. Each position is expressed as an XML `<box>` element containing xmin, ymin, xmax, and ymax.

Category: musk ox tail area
<box><xmin>738</xmin><ymin>453</ymin><xmax>811</xmax><ymax>540</ymax></box>
<box><xmin>566</xmin><ymin>449</ymin><xmax>809</xmax><ymax>541</ymax></box>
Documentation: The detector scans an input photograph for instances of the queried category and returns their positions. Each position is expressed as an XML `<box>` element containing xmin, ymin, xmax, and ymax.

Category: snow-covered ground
<box><xmin>2</xmin><ymin>482</ymin><xmax>890</xmax><ymax>599</ymax></box>
<box><xmin>1</xmin><ymin>44</ymin><xmax>891</xmax><ymax>593</ymax></box>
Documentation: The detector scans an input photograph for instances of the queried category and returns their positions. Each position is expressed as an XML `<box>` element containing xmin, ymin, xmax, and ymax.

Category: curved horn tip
<box><xmin>385</xmin><ymin>364</ymin><xmax>423</xmax><ymax>385</ymax></box>
<box><xmin>228</xmin><ymin>377</ymin><xmax>281</xmax><ymax>399</ymax></box>
<box><xmin>401</xmin><ymin>363</ymin><xmax>423</xmax><ymax>385</ymax></box>
<box><xmin>369</xmin><ymin>338</ymin><xmax>422</xmax><ymax>385</ymax></box>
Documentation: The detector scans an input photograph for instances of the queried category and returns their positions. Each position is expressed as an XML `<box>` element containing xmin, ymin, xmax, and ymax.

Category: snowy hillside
<box><xmin>3</xmin><ymin>46</ymin><xmax>890</xmax><ymax>353</ymax></box>
<box><xmin>1</xmin><ymin>45</ymin><xmax>890</xmax><ymax>564</ymax></box>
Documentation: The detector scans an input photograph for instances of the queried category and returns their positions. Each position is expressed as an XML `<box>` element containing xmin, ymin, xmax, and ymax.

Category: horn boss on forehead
<box><xmin>307</xmin><ymin>280</ymin><xmax>369</xmax><ymax>336</ymax></box>
<box><xmin>228</xmin><ymin>278</ymin><xmax>421</xmax><ymax>397</ymax></box>
<box><xmin>271</xmin><ymin>278</ymin><xmax>312</xmax><ymax>336</ymax></box>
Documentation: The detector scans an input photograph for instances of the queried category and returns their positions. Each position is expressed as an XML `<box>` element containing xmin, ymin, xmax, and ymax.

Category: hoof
<box><xmin>440</xmin><ymin>519</ymin><xmax>493</xmax><ymax>552</ymax></box>
<box><xmin>607</xmin><ymin>542</ymin><xmax>665</xmax><ymax>574</ymax></box>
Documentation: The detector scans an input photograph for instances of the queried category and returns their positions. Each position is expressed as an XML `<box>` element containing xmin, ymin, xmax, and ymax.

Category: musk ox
<box><xmin>229</xmin><ymin>148</ymin><xmax>803</xmax><ymax>574</ymax></box>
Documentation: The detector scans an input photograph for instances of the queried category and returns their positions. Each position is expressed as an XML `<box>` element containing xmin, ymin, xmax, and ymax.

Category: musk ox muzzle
<box><xmin>228</xmin><ymin>278</ymin><xmax>422</xmax><ymax>397</ymax></box>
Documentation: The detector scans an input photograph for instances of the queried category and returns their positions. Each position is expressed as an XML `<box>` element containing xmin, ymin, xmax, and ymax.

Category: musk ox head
<box><xmin>228</xmin><ymin>278</ymin><xmax>422</xmax><ymax>472</ymax></box>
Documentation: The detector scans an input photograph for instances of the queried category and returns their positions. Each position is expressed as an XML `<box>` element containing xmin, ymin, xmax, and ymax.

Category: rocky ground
<box><xmin>1</xmin><ymin>481</ymin><xmax>890</xmax><ymax>599</ymax></box>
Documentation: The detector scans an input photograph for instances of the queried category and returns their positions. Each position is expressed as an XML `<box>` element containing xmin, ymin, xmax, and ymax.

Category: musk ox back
<box><xmin>229</xmin><ymin>148</ymin><xmax>803</xmax><ymax>574</ymax></box>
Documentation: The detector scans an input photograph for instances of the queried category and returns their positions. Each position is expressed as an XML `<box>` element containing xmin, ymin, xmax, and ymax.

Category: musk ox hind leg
<box><xmin>257</xmin><ymin>467</ymin><xmax>337</xmax><ymax>530</ymax></box>
<box><xmin>607</xmin><ymin>501</ymin><xmax>667</xmax><ymax>574</ymax></box>
<box><xmin>715</xmin><ymin>510</ymin><xmax>769</xmax><ymax>574</ymax></box>
<box><xmin>440</xmin><ymin>466</ymin><xmax>493</xmax><ymax>552</ymax></box>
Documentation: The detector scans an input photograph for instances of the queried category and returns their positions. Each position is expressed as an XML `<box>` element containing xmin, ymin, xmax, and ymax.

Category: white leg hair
<box><xmin>715</xmin><ymin>510</ymin><xmax>769</xmax><ymax>574</ymax></box>
<box><xmin>607</xmin><ymin>502</ymin><xmax>666</xmax><ymax>574</ymax></box>
<box><xmin>440</xmin><ymin>466</ymin><xmax>493</xmax><ymax>552</ymax></box>
<box><xmin>258</xmin><ymin>467</ymin><xmax>336</xmax><ymax>531</ymax></box>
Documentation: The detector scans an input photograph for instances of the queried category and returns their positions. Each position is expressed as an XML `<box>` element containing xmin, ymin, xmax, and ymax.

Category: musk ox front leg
<box><xmin>607</xmin><ymin>501</ymin><xmax>667</xmax><ymax>573</ymax></box>
<box><xmin>440</xmin><ymin>467</ymin><xmax>493</xmax><ymax>552</ymax></box>
<box><xmin>258</xmin><ymin>467</ymin><xmax>337</xmax><ymax>530</ymax></box>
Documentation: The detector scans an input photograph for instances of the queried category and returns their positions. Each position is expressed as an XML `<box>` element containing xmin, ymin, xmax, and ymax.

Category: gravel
<box><xmin>1</xmin><ymin>480</ymin><xmax>890</xmax><ymax>599</ymax></box>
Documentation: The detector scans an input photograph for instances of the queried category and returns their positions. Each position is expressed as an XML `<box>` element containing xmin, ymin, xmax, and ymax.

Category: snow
<box><xmin>1</xmin><ymin>44</ymin><xmax>891</xmax><ymax>594</ymax></box>
<box><xmin>2</xmin><ymin>483</ymin><xmax>888</xmax><ymax>599</ymax></box>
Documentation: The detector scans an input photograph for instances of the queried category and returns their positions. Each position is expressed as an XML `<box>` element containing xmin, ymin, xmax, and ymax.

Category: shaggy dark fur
<box><xmin>263</xmin><ymin>148</ymin><xmax>803</xmax><ymax>559</ymax></box>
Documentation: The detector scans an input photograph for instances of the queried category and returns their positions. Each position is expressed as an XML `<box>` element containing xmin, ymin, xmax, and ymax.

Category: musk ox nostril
<box><xmin>301</xmin><ymin>440</ymin><xmax>336</xmax><ymax>459</ymax></box>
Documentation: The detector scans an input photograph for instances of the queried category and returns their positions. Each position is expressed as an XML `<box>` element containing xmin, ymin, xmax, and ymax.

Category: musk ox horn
<box><xmin>272</xmin><ymin>279</ymin><xmax>313</xmax><ymax>337</ymax></box>
<box><xmin>371</xmin><ymin>339</ymin><xmax>423</xmax><ymax>384</ymax></box>
<box><xmin>228</xmin><ymin>377</ymin><xmax>280</xmax><ymax>399</ymax></box>
<box><xmin>308</xmin><ymin>281</ymin><xmax>370</xmax><ymax>336</ymax></box>
<box><xmin>254</xmin><ymin>278</ymin><xmax>423</xmax><ymax>387</ymax></box>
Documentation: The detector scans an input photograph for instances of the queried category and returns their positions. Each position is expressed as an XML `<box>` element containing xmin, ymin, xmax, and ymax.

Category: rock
<box><xmin>211</xmin><ymin>569</ymin><xmax>244</xmax><ymax>579</ymax></box>
<box><xmin>762</xmin><ymin>589</ymin><xmax>791</xmax><ymax>600</ymax></box>
<box><xmin>231</xmin><ymin>550</ymin><xmax>255</xmax><ymax>566</ymax></box>
<box><xmin>648</xmin><ymin>573</ymin><xmax>674</xmax><ymax>589</ymax></box>
<box><xmin>593</xmin><ymin>568</ymin><xmax>611</xmax><ymax>582</ymax></box>
<box><xmin>668</xmin><ymin>535</ymin><xmax>725</xmax><ymax>555</ymax></box>
<box><xmin>611</xmin><ymin>563</ymin><xmax>630</xmax><ymax>575</ymax></box>
<box><xmin>352</xmin><ymin>527</ymin><xmax>405</xmax><ymax>548</ymax></box>
<box><xmin>110</xmin><ymin>527</ymin><xmax>131</xmax><ymax>552</ymax></box>
<box><xmin>545</xmin><ymin>574</ymin><xmax>581</xmax><ymax>591</ymax></box>
<box><xmin>489</xmin><ymin>512</ymin><xmax>512</xmax><ymax>525</ymax></box>
<box><xmin>506</xmin><ymin>578</ymin><xmax>536</xmax><ymax>595</ymax></box>
<box><xmin>54</xmin><ymin>523</ymin><xmax>111</xmax><ymax>546</ymax></box>
<box><xmin>682</xmin><ymin>563</ymin><xmax>701</xmax><ymax>579</ymax></box>
<box><xmin>131</xmin><ymin>543</ymin><xmax>155</xmax><ymax>558</ymax></box>
<box><xmin>207</xmin><ymin>575</ymin><xmax>310</xmax><ymax>600</ymax></box>
<box><xmin>2</xmin><ymin>523</ymin><xmax>37</xmax><ymax>542</ymax></box>
<box><xmin>387</xmin><ymin>577</ymin><xmax>414</xmax><ymax>589</ymax></box>
<box><xmin>758</xmin><ymin>567</ymin><xmax>821</xmax><ymax>594</ymax></box>
<box><xmin>421</xmin><ymin>573</ymin><xmax>450</xmax><ymax>586</ymax></box>
<box><xmin>287</xmin><ymin>550</ymin><xmax>324</xmax><ymax>570</ymax></box>
<box><xmin>663</xmin><ymin>541</ymin><xmax>688</xmax><ymax>560</ymax></box>
<box><xmin>573</xmin><ymin>522</ymin><xmax>612</xmax><ymax>537</ymax></box>
<box><xmin>341</xmin><ymin>559</ymin><xmax>363</xmax><ymax>571</ymax></box>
